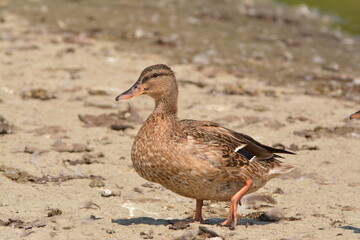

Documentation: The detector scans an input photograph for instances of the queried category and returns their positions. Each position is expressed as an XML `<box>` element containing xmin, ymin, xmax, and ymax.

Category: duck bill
<box><xmin>350</xmin><ymin>110</ymin><xmax>360</xmax><ymax>119</ymax></box>
<box><xmin>115</xmin><ymin>81</ymin><xmax>144</xmax><ymax>101</ymax></box>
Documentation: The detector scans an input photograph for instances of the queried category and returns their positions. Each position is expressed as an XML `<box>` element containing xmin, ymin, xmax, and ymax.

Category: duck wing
<box><xmin>178</xmin><ymin>119</ymin><xmax>294</xmax><ymax>165</ymax></box>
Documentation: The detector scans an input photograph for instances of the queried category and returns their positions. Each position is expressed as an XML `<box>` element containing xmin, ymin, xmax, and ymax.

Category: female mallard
<box><xmin>115</xmin><ymin>64</ymin><xmax>295</xmax><ymax>229</ymax></box>
<box><xmin>350</xmin><ymin>110</ymin><xmax>360</xmax><ymax>119</ymax></box>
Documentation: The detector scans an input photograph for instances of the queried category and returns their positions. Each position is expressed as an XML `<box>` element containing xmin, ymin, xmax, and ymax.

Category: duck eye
<box><xmin>152</xmin><ymin>73</ymin><xmax>159</xmax><ymax>78</ymax></box>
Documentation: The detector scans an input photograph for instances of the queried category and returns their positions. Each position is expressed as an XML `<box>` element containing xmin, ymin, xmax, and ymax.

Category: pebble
<box><xmin>21</xmin><ymin>88</ymin><xmax>56</xmax><ymax>100</ymax></box>
<box><xmin>178</xmin><ymin>229</ymin><xmax>198</xmax><ymax>240</ymax></box>
<box><xmin>133</xmin><ymin>187</ymin><xmax>143</xmax><ymax>194</ymax></box>
<box><xmin>89</xmin><ymin>179</ymin><xmax>105</xmax><ymax>188</ymax></box>
<box><xmin>47</xmin><ymin>209</ymin><xmax>62</xmax><ymax>217</ymax></box>
<box><xmin>0</xmin><ymin>115</ymin><xmax>14</xmax><ymax>134</ymax></box>
<box><xmin>100</xmin><ymin>188</ymin><xmax>121</xmax><ymax>197</ymax></box>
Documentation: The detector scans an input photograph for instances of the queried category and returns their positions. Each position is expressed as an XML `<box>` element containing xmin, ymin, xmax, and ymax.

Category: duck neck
<box><xmin>154</xmin><ymin>93</ymin><xmax>178</xmax><ymax>116</ymax></box>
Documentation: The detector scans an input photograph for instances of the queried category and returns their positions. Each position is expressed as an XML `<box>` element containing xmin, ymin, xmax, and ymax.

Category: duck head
<box><xmin>115</xmin><ymin>64</ymin><xmax>178</xmax><ymax>113</ymax></box>
<box><xmin>350</xmin><ymin>110</ymin><xmax>360</xmax><ymax>119</ymax></box>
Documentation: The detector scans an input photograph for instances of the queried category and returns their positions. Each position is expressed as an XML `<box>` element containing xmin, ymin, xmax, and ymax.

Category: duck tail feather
<box><xmin>269</xmin><ymin>163</ymin><xmax>296</xmax><ymax>176</ymax></box>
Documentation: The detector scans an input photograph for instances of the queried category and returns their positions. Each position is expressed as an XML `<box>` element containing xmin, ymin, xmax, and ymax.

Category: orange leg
<box><xmin>169</xmin><ymin>199</ymin><xmax>204</xmax><ymax>226</ymax></box>
<box><xmin>220</xmin><ymin>179</ymin><xmax>253</xmax><ymax>230</ymax></box>
<box><xmin>195</xmin><ymin>199</ymin><xmax>204</xmax><ymax>223</ymax></box>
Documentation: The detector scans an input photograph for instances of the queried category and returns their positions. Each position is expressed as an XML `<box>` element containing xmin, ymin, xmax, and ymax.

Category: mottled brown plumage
<box><xmin>115</xmin><ymin>64</ymin><xmax>295</xmax><ymax>229</ymax></box>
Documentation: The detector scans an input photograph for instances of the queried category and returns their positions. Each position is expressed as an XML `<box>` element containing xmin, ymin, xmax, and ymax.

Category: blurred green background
<box><xmin>278</xmin><ymin>0</ymin><xmax>360</xmax><ymax>35</ymax></box>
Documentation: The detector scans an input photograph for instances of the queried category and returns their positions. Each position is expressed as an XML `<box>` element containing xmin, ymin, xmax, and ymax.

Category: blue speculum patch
<box><xmin>236</xmin><ymin>148</ymin><xmax>254</xmax><ymax>160</ymax></box>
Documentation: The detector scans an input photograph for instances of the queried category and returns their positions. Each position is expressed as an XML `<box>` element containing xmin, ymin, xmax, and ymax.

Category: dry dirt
<box><xmin>0</xmin><ymin>13</ymin><xmax>359</xmax><ymax>240</ymax></box>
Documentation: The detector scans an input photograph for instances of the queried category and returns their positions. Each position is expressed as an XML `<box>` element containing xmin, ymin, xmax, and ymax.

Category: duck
<box><xmin>350</xmin><ymin>110</ymin><xmax>360</xmax><ymax>119</ymax></box>
<box><xmin>115</xmin><ymin>64</ymin><xmax>295</xmax><ymax>229</ymax></box>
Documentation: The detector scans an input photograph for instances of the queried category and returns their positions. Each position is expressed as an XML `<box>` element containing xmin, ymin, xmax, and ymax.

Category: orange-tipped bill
<box><xmin>115</xmin><ymin>81</ymin><xmax>144</xmax><ymax>101</ymax></box>
<box><xmin>350</xmin><ymin>110</ymin><xmax>360</xmax><ymax>119</ymax></box>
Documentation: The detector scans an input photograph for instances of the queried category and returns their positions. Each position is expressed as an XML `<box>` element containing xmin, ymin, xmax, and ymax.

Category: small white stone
<box><xmin>100</xmin><ymin>188</ymin><xmax>121</xmax><ymax>197</ymax></box>
<box><xmin>100</xmin><ymin>188</ymin><xmax>113</xmax><ymax>197</ymax></box>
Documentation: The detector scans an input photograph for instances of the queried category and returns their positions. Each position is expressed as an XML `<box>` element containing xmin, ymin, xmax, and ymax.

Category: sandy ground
<box><xmin>0</xmin><ymin>13</ymin><xmax>360</xmax><ymax>240</ymax></box>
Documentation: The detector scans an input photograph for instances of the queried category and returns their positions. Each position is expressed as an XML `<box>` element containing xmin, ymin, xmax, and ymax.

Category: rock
<box><xmin>31</xmin><ymin>125</ymin><xmax>67</xmax><ymax>136</ymax></box>
<box><xmin>139</xmin><ymin>231</ymin><xmax>154</xmax><ymax>239</ymax></box>
<box><xmin>82</xmin><ymin>152</ymin><xmax>104</xmax><ymax>161</ymax></box>
<box><xmin>89</xmin><ymin>179</ymin><xmax>105</xmax><ymax>188</ymax></box>
<box><xmin>133</xmin><ymin>187</ymin><xmax>143</xmax><ymax>194</ymax></box>
<box><xmin>79</xmin><ymin>113</ymin><xmax>130</xmax><ymax>127</ymax></box>
<box><xmin>289</xmin><ymin>144</ymin><xmax>299</xmax><ymax>151</ymax></box>
<box><xmin>71</xmin><ymin>143</ymin><xmax>93</xmax><ymax>152</ymax></box>
<box><xmin>286</xmin><ymin>116</ymin><xmax>313</xmax><ymax>123</ymax></box>
<box><xmin>272</xmin><ymin>143</ymin><xmax>286</xmax><ymax>150</ymax></box>
<box><xmin>63</xmin><ymin>157</ymin><xmax>101</xmax><ymax>166</ymax></box>
<box><xmin>21</xmin><ymin>88</ymin><xmax>56</xmax><ymax>100</ymax></box>
<box><xmin>301</xmin><ymin>145</ymin><xmax>319</xmax><ymax>150</ymax></box>
<box><xmin>47</xmin><ymin>209</ymin><xmax>62</xmax><ymax>217</ymax></box>
<box><xmin>105</xmin><ymin>229</ymin><xmax>115</xmax><ymax>234</ymax></box>
<box><xmin>141</xmin><ymin>183</ymin><xmax>155</xmax><ymax>188</ymax></box>
<box><xmin>0</xmin><ymin>115</ymin><xmax>14</xmax><ymax>134</ymax></box>
<box><xmin>52</xmin><ymin>140</ymin><xmax>92</xmax><ymax>153</ymax></box>
<box><xmin>100</xmin><ymin>189</ymin><xmax>112</xmax><ymax>197</ymax></box>
<box><xmin>0</xmin><ymin>219</ymin><xmax>7</xmax><ymax>226</ymax></box>
<box><xmin>3</xmin><ymin>168</ymin><xmax>32</xmax><ymax>183</ymax></box>
<box><xmin>294</xmin><ymin>126</ymin><xmax>360</xmax><ymax>139</ymax></box>
<box><xmin>258</xmin><ymin>209</ymin><xmax>284</xmax><ymax>222</ymax></box>
<box><xmin>258</xmin><ymin>209</ymin><xmax>301</xmax><ymax>222</ymax></box>
<box><xmin>110</xmin><ymin>124</ymin><xmax>134</xmax><ymax>131</ymax></box>
<box><xmin>84</xmin><ymin>101</ymin><xmax>118</xmax><ymax>109</ymax></box>
<box><xmin>169</xmin><ymin>221</ymin><xmax>190</xmax><ymax>230</ymax></box>
<box><xmin>88</xmin><ymin>88</ymin><xmax>118</xmax><ymax>96</ymax></box>
<box><xmin>24</xmin><ymin>146</ymin><xmax>48</xmax><ymax>154</ymax></box>
<box><xmin>330</xmin><ymin>220</ymin><xmax>345</xmax><ymax>228</ymax></box>
<box><xmin>0</xmin><ymin>164</ymin><xmax>105</xmax><ymax>184</ymax></box>
<box><xmin>223</xmin><ymin>85</ymin><xmax>248</xmax><ymax>95</ymax></box>
<box><xmin>273</xmin><ymin>187</ymin><xmax>284</xmax><ymax>194</ymax></box>
<box><xmin>100</xmin><ymin>188</ymin><xmax>121</xmax><ymax>197</ymax></box>
<box><xmin>32</xmin><ymin>220</ymin><xmax>47</xmax><ymax>228</ymax></box>
<box><xmin>175</xmin><ymin>229</ymin><xmax>198</xmax><ymax>240</ymax></box>
<box><xmin>198</xmin><ymin>226</ymin><xmax>221</xmax><ymax>237</ymax></box>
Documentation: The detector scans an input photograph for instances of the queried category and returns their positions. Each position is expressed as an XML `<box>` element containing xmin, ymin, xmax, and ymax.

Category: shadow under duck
<box><xmin>115</xmin><ymin>64</ymin><xmax>295</xmax><ymax>229</ymax></box>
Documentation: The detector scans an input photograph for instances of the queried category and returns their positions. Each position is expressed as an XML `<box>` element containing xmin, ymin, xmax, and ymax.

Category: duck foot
<box><xmin>219</xmin><ymin>179</ymin><xmax>253</xmax><ymax>230</ymax></box>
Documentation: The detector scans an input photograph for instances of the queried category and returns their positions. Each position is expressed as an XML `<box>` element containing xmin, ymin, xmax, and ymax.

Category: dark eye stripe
<box><xmin>142</xmin><ymin>72</ymin><xmax>171</xmax><ymax>83</ymax></box>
